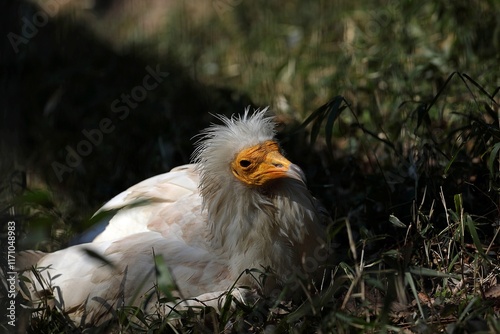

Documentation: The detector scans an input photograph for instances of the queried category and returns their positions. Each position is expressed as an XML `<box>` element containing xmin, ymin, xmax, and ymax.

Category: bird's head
<box><xmin>192</xmin><ymin>108</ymin><xmax>305</xmax><ymax>196</ymax></box>
<box><xmin>230</xmin><ymin>140</ymin><xmax>305</xmax><ymax>186</ymax></box>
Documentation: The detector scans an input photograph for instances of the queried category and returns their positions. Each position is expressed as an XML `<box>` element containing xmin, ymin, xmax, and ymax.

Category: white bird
<box><xmin>18</xmin><ymin>108</ymin><xmax>331</xmax><ymax>326</ymax></box>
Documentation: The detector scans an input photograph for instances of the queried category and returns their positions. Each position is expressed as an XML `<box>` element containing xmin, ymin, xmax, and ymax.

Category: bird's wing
<box><xmin>92</xmin><ymin>164</ymin><xmax>201</xmax><ymax>243</ymax></box>
<box><xmin>25</xmin><ymin>161</ymin><xmax>244</xmax><ymax>323</ymax></box>
<box><xmin>28</xmin><ymin>231</ymin><xmax>235</xmax><ymax>325</ymax></box>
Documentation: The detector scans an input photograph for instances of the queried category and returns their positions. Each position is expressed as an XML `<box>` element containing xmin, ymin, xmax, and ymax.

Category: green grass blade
<box><xmin>487</xmin><ymin>142</ymin><xmax>500</xmax><ymax>180</ymax></box>
<box><xmin>405</xmin><ymin>272</ymin><xmax>426</xmax><ymax>320</ymax></box>
<box><xmin>465</xmin><ymin>215</ymin><xmax>486</xmax><ymax>259</ymax></box>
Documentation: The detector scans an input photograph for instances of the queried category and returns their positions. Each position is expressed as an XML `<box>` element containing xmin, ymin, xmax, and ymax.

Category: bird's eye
<box><xmin>239</xmin><ymin>160</ymin><xmax>251</xmax><ymax>168</ymax></box>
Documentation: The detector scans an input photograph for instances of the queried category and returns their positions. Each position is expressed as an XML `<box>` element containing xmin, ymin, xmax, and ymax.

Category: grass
<box><xmin>1</xmin><ymin>0</ymin><xmax>500</xmax><ymax>332</ymax></box>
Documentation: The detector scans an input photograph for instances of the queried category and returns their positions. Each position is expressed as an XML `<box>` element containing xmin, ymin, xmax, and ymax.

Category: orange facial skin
<box><xmin>231</xmin><ymin>141</ymin><xmax>295</xmax><ymax>186</ymax></box>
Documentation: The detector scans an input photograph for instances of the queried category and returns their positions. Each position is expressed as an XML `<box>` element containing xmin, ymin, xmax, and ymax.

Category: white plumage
<box><xmin>19</xmin><ymin>108</ymin><xmax>331</xmax><ymax>325</ymax></box>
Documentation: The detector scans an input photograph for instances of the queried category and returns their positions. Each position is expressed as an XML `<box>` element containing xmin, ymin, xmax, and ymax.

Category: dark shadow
<box><xmin>1</xmin><ymin>0</ymin><xmax>253</xmax><ymax>241</ymax></box>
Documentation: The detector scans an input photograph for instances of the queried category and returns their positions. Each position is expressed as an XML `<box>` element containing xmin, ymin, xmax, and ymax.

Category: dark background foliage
<box><xmin>1</xmin><ymin>0</ymin><xmax>499</xmax><ymax>332</ymax></box>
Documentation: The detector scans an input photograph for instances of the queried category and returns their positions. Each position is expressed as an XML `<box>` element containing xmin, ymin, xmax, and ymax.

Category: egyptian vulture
<box><xmin>19</xmin><ymin>108</ymin><xmax>331</xmax><ymax>325</ymax></box>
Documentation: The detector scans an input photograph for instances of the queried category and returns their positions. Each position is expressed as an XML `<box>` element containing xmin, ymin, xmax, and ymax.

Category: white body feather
<box><xmin>22</xmin><ymin>109</ymin><xmax>331</xmax><ymax>324</ymax></box>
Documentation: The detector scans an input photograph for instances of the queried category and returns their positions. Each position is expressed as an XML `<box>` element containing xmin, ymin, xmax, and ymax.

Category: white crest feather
<box><xmin>192</xmin><ymin>107</ymin><xmax>275</xmax><ymax>166</ymax></box>
<box><xmin>192</xmin><ymin>107</ymin><xmax>276</xmax><ymax>204</ymax></box>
